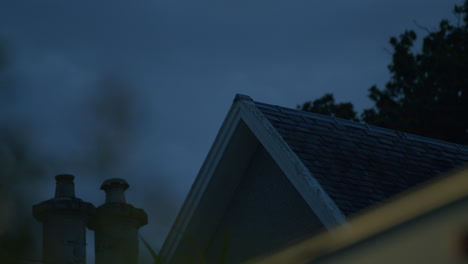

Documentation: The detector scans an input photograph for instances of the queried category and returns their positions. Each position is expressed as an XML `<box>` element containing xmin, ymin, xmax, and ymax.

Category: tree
<box><xmin>299</xmin><ymin>0</ymin><xmax>468</xmax><ymax>145</ymax></box>
<box><xmin>0</xmin><ymin>39</ymin><xmax>141</xmax><ymax>263</ymax></box>
<box><xmin>298</xmin><ymin>93</ymin><xmax>359</xmax><ymax>121</ymax></box>
<box><xmin>0</xmin><ymin>40</ymin><xmax>40</xmax><ymax>264</ymax></box>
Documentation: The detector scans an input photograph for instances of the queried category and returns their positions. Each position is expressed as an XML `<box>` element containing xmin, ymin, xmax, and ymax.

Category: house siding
<box><xmin>205</xmin><ymin>145</ymin><xmax>324</xmax><ymax>263</ymax></box>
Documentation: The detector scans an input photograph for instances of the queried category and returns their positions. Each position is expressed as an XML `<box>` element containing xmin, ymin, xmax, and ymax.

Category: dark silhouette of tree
<box><xmin>299</xmin><ymin>0</ymin><xmax>468</xmax><ymax>145</ymax></box>
<box><xmin>0</xmin><ymin>40</ymin><xmax>40</xmax><ymax>264</ymax></box>
<box><xmin>298</xmin><ymin>93</ymin><xmax>359</xmax><ymax>121</ymax></box>
<box><xmin>0</xmin><ymin>40</ymin><xmax>141</xmax><ymax>263</ymax></box>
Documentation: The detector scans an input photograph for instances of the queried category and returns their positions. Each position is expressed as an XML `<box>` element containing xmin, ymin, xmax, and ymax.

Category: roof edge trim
<box><xmin>237</xmin><ymin>97</ymin><xmax>347</xmax><ymax>229</ymax></box>
<box><xmin>159</xmin><ymin>100</ymin><xmax>243</xmax><ymax>263</ymax></box>
<box><xmin>160</xmin><ymin>94</ymin><xmax>348</xmax><ymax>263</ymax></box>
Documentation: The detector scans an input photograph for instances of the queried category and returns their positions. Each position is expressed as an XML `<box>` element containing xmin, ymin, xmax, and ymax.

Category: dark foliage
<box><xmin>298</xmin><ymin>93</ymin><xmax>359</xmax><ymax>121</ymax></box>
<box><xmin>299</xmin><ymin>0</ymin><xmax>468</xmax><ymax>144</ymax></box>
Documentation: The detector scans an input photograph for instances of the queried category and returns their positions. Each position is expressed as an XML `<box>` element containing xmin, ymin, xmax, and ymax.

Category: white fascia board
<box><xmin>160</xmin><ymin>96</ymin><xmax>347</xmax><ymax>263</ymax></box>
<box><xmin>160</xmin><ymin>101</ymin><xmax>243</xmax><ymax>263</ymax></box>
<box><xmin>237</xmin><ymin>98</ymin><xmax>347</xmax><ymax>229</ymax></box>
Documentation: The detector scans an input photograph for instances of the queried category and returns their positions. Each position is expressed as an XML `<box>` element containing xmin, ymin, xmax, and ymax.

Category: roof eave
<box><xmin>238</xmin><ymin>95</ymin><xmax>346</xmax><ymax>228</ymax></box>
<box><xmin>160</xmin><ymin>94</ymin><xmax>347</xmax><ymax>263</ymax></box>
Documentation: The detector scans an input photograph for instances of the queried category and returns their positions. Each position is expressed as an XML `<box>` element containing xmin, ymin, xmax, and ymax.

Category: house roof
<box><xmin>160</xmin><ymin>94</ymin><xmax>468</xmax><ymax>263</ymax></box>
<box><xmin>254</xmin><ymin>99</ymin><xmax>468</xmax><ymax>216</ymax></box>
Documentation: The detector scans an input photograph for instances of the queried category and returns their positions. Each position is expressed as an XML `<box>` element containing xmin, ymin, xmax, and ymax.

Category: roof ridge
<box><xmin>234</xmin><ymin>93</ymin><xmax>253</xmax><ymax>102</ymax></box>
<box><xmin>253</xmin><ymin>100</ymin><xmax>468</xmax><ymax>152</ymax></box>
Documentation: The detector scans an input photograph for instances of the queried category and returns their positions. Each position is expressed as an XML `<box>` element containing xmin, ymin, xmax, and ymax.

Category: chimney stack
<box><xmin>33</xmin><ymin>174</ymin><xmax>95</xmax><ymax>264</ymax></box>
<box><xmin>89</xmin><ymin>178</ymin><xmax>148</xmax><ymax>264</ymax></box>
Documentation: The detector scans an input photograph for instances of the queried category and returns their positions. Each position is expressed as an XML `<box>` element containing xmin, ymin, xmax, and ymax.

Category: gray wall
<box><xmin>205</xmin><ymin>145</ymin><xmax>324</xmax><ymax>263</ymax></box>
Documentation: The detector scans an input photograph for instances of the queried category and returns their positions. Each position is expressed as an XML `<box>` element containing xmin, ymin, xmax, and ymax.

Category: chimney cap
<box><xmin>55</xmin><ymin>174</ymin><xmax>74</xmax><ymax>182</ymax></box>
<box><xmin>101</xmin><ymin>178</ymin><xmax>129</xmax><ymax>190</ymax></box>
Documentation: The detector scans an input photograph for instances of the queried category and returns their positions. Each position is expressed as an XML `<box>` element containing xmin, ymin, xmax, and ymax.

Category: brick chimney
<box><xmin>89</xmin><ymin>178</ymin><xmax>148</xmax><ymax>264</ymax></box>
<box><xmin>33</xmin><ymin>174</ymin><xmax>95</xmax><ymax>264</ymax></box>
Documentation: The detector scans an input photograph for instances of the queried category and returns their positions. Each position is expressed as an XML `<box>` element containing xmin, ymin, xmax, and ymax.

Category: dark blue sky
<box><xmin>0</xmin><ymin>0</ymin><xmax>462</xmax><ymax>262</ymax></box>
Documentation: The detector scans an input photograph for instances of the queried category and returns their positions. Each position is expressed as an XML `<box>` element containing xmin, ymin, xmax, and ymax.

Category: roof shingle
<box><xmin>255</xmin><ymin>101</ymin><xmax>468</xmax><ymax>216</ymax></box>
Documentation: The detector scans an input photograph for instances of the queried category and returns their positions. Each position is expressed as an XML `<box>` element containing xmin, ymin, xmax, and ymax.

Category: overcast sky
<box><xmin>0</xmin><ymin>0</ymin><xmax>462</xmax><ymax>262</ymax></box>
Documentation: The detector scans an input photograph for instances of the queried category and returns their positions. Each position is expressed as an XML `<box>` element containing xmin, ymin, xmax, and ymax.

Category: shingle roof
<box><xmin>255</xmin><ymin>101</ymin><xmax>468</xmax><ymax>216</ymax></box>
